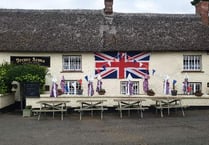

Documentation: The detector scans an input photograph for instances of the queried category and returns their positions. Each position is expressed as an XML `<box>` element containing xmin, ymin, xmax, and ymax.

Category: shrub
<box><xmin>0</xmin><ymin>62</ymin><xmax>13</xmax><ymax>94</ymax></box>
<box><xmin>0</xmin><ymin>63</ymin><xmax>48</xmax><ymax>94</ymax></box>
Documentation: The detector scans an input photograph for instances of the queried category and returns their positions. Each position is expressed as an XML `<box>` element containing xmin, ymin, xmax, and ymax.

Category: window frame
<box><xmin>183</xmin><ymin>55</ymin><xmax>202</xmax><ymax>72</ymax></box>
<box><xmin>62</xmin><ymin>55</ymin><xmax>82</xmax><ymax>72</ymax></box>
<box><xmin>120</xmin><ymin>81</ymin><xmax>139</xmax><ymax>95</ymax></box>
<box><xmin>188</xmin><ymin>82</ymin><xmax>202</xmax><ymax>95</ymax></box>
<box><xmin>63</xmin><ymin>80</ymin><xmax>82</xmax><ymax>95</ymax></box>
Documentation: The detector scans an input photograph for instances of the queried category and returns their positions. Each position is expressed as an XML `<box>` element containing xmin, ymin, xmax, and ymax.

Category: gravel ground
<box><xmin>0</xmin><ymin>108</ymin><xmax>209</xmax><ymax>145</ymax></box>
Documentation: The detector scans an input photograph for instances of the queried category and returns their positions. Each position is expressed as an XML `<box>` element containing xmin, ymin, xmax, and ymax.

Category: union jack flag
<box><xmin>95</xmin><ymin>51</ymin><xmax>150</xmax><ymax>79</ymax></box>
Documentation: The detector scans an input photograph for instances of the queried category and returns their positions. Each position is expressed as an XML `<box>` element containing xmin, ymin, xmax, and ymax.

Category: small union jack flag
<box><xmin>95</xmin><ymin>51</ymin><xmax>150</xmax><ymax>79</ymax></box>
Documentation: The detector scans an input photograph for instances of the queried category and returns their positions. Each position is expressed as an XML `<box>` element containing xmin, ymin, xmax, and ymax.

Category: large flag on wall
<box><xmin>95</xmin><ymin>51</ymin><xmax>150</xmax><ymax>79</ymax></box>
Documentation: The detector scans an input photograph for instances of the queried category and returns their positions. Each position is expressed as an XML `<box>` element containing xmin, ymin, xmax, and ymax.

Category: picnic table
<box><xmin>114</xmin><ymin>98</ymin><xmax>148</xmax><ymax>119</ymax></box>
<box><xmin>151</xmin><ymin>97</ymin><xmax>186</xmax><ymax>117</ymax></box>
<box><xmin>34</xmin><ymin>100</ymin><xmax>70</xmax><ymax>120</ymax></box>
<box><xmin>75</xmin><ymin>99</ymin><xmax>108</xmax><ymax>120</ymax></box>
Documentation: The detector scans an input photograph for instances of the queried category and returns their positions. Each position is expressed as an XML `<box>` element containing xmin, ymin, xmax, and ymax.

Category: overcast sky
<box><xmin>0</xmin><ymin>0</ymin><xmax>195</xmax><ymax>14</ymax></box>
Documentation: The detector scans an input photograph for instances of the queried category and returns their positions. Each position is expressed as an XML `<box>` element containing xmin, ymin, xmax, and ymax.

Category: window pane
<box><xmin>183</xmin><ymin>55</ymin><xmax>201</xmax><ymax>71</ymax></box>
<box><xmin>64</xmin><ymin>80</ymin><xmax>82</xmax><ymax>95</ymax></box>
<box><xmin>188</xmin><ymin>82</ymin><xmax>202</xmax><ymax>95</ymax></box>
<box><xmin>120</xmin><ymin>81</ymin><xmax>139</xmax><ymax>95</ymax></box>
<box><xmin>62</xmin><ymin>55</ymin><xmax>81</xmax><ymax>71</ymax></box>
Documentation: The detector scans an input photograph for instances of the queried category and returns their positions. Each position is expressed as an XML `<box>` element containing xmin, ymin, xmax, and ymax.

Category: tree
<box><xmin>191</xmin><ymin>0</ymin><xmax>209</xmax><ymax>6</ymax></box>
<box><xmin>0</xmin><ymin>63</ymin><xmax>48</xmax><ymax>94</ymax></box>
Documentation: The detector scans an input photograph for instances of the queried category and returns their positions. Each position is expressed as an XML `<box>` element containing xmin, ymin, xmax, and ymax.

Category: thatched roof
<box><xmin>0</xmin><ymin>9</ymin><xmax>208</xmax><ymax>52</ymax></box>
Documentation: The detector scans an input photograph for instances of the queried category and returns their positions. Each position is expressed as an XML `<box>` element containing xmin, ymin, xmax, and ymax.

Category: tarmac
<box><xmin>0</xmin><ymin>107</ymin><xmax>209</xmax><ymax>145</ymax></box>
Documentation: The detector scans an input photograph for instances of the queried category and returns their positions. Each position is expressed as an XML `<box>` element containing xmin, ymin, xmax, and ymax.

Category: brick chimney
<box><xmin>104</xmin><ymin>0</ymin><xmax>113</xmax><ymax>15</ymax></box>
<box><xmin>195</xmin><ymin>1</ymin><xmax>209</xmax><ymax>25</ymax></box>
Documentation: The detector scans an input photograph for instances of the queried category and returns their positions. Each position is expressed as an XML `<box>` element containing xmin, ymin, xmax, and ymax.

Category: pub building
<box><xmin>0</xmin><ymin>0</ymin><xmax>209</xmax><ymax>108</ymax></box>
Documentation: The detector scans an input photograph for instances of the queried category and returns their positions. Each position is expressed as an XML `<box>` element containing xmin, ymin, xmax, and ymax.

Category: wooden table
<box><xmin>114</xmin><ymin>98</ymin><xmax>148</xmax><ymax>119</ymax></box>
<box><xmin>152</xmin><ymin>97</ymin><xmax>186</xmax><ymax>117</ymax></box>
<box><xmin>35</xmin><ymin>100</ymin><xmax>70</xmax><ymax>120</ymax></box>
<box><xmin>75</xmin><ymin>100</ymin><xmax>108</xmax><ymax>120</ymax></box>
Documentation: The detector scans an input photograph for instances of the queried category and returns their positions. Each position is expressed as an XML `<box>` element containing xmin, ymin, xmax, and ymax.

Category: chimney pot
<box><xmin>104</xmin><ymin>0</ymin><xmax>113</xmax><ymax>15</ymax></box>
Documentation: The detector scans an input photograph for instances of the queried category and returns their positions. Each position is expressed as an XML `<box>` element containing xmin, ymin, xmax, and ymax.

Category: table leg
<box><xmin>128</xmin><ymin>109</ymin><xmax>130</xmax><ymax>117</ymax></box>
<box><xmin>91</xmin><ymin>110</ymin><xmax>93</xmax><ymax>117</ymax></box>
<box><xmin>38</xmin><ymin>104</ymin><xmax>42</xmax><ymax>120</ymax></box>
<box><xmin>140</xmin><ymin>110</ymin><xmax>143</xmax><ymax>118</ymax></box>
<box><xmin>38</xmin><ymin>112</ymin><xmax>41</xmax><ymax>120</ymax></box>
<box><xmin>167</xmin><ymin>101</ymin><xmax>170</xmax><ymax>116</ymax></box>
<box><xmin>119</xmin><ymin>102</ymin><xmax>123</xmax><ymax>119</ymax></box>
<box><xmin>155</xmin><ymin>101</ymin><xmax>158</xmax><ymax>115</ymax></box>
<box><xmin>120</xmin><ymin>110</ymin><xmax>123</xmax><ymax>119</ymax></box>
<box><xmin>179</xmin><ymin>100</ymin><xmax>185</xmax><ymax>117</ymax></box>
<box><xmin>61</xmin><ymin>105</ymin><xmax>63</xmax><ymax>120</ymax></box>
<box><xmin>160</xmin><ymin>101</ymin><xmax>163</xmax><ymax>118</ymax></box>
<box><xmin>140</xmin><ymin>103</ymin><xmax>143</xmax><ymax>119</ymax></box>
<box><xmin>101</xmin><ymin>110</ymin><xmax>103</xmax><ymax>120</ymax></box>
<box><xmin>80</xmin><ymin>111</ymin><xmax>82</xmax><ymax>120</ymax></box>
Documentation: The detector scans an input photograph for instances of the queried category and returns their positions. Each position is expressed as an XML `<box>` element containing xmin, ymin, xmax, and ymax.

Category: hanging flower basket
<box><xmin>171</xmin><ymin>90</ymin><xmax>178</xmax><ymax>96</ymax></box>
<box><xmin>98</xmin><ymin>89</ymin><xmax>106</xmax><ymax>95</ymax></box>
<box><xmin>194</xmin><ymin>90</ymin><xmax>203</xmax><ymax>97</ymax></box>
<box><xmin>147</xmin><ymin>89</ymin><xmax>155</xmax><ymax>96</ymax></box>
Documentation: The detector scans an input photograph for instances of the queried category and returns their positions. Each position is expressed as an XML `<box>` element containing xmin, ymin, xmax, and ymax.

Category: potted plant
<box><xmin>194</xmin><ymin>89</ymin><xmax>203</xmax><ymax>97</ymax></box>
<box><xmin>98</xmin><ymin>89</ymin><xmax>106</xmax><ymax>95</ymax></box>
<box><xmin>58</xmin><ymin>89</ymin><xmax>63</xmax><ymax>96</ymax></box>
<box><xmin>147</xmin><ymin>89</ymin><xmax>155</xmax><ymax>96</ymax></box>
<box><xmin>23</xmin><ymin>105</ymin><xmax>32</xmax><ymax>117</ymax></box>
<box><xmin>171</xmin><ymin>80</ymin><xmax>177</xmax><ymax>96</ymax></box>
<box><xmin>77</xmin><ymin>89</ymin><xmax>83</xmax><ymax>95</ymax></box>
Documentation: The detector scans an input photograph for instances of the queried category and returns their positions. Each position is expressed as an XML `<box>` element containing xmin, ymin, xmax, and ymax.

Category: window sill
<box><xmin>61</xmin><ymin>70</ymin><xmax>83</xmax><ymax>73</ymax></box>
<box><xmin>181</xmin><ymin>70</ymin><xmax>204</xmax><ymax>73</ymax></box>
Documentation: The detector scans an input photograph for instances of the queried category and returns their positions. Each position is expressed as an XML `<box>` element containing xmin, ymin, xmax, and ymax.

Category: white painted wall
<box><xmin>1</xmin><ymin>51</ymin><xmax>209</xmax><ymax>96</ymax></box>
<box><xmin>0</xmin><ymin>94</ymin><xmax>15</xmax><ymax>109</ymax></box>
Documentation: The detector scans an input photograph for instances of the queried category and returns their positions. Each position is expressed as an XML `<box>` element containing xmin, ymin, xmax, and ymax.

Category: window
<box><xmin>120</xmin><ymin>81</ymin><xmax>139</xmax><ymax>95</ymax></box>
<box><xmin>183</xmin><ymin>55</ymin><xmax>201</xmax><ymax>71</ymax></box>
<box><xmin>188</xmin><ymin>82</ymin><xmax>202</xmax><ymax>95</ymax></box>
<box><xmin>64</xmin><ymin>80</ymin><xmax>82</xmax><ymax>95</ymax></box>
<box><xmin>63</xmin><ymin>55</ymin><xmax>81</xmax><ymax>71</ymax></box>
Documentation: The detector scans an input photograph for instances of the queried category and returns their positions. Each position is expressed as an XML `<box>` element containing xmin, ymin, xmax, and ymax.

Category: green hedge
<box><xmin>0</xmin><ymin>62</ymin><xmax>11</xmax><ymax>94</ymax></box>
<box><xmin>0</xmin><ymin>63</ymin><xmax>48</xmax><ymax>94</ymax></box>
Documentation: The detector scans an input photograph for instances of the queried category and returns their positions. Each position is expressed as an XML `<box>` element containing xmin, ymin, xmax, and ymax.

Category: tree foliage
<box><xmin>0</xmin><ymin>63</ymin><xmax>48</xmax><ymax>94</ymax></box>
<box><xmin>191</xmin><ymin>0</ymin><xmax>209</xmax><ymax>5</ymax></box>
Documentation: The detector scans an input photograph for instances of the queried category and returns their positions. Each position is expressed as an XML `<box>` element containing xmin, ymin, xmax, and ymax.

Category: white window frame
<box><xmin>120</xmin><ymin>81</ymin><xmax>139</xmax><ymax>95</ymax></box>
<box><xmin>188</xmin><ymin>82</ymin><xmax>202</xmax><ymax>95</ymax></box>
<box><xmin>183</xmin><ymin>55</ymin><xmax>201</xmax><ymax>71</ymax></box>
<box><xmin>64</xmin><ymin>80</ymin><xmax>82</xmax><ymax>95</ymax></box>
<box><xmin>63</xmin><ymin>55</ymin><xmax>82</xmax><ymax>71</ymax></box>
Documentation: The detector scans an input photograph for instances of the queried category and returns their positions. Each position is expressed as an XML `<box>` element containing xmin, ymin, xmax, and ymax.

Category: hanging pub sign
<box><xmin>10</xmin><ymin>56</ymin><xmax>50</xmax><ymax>67</ymax></box>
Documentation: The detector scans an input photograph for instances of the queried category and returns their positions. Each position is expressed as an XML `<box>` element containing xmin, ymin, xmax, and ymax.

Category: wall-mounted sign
<box><xmin>11</xmin><ymin>56</ymin><xmax>50</xmax><ymax>67</ymax></box>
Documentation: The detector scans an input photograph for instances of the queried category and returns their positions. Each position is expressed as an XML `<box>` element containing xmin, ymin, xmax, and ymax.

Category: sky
<box><xmin>0</xmin><ymin>0</ymin><xmax>195</xmax><ymax>14</ymax></box>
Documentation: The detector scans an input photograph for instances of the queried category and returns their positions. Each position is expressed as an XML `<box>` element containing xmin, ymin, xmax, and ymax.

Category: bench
<box><xmin>35</xmin><ymin>100</ymin><xmax>70</xmax><ymax>120</ymax></box>
<box><xmin>32</xmin><ymin>109</ymin><xmax>67</xmax><ymax>120</ymax></box>
<box><xmin>74</xmin><ymin>107</ymin><xmax>108</xmax><ymax>120</ymax></box>
<box><xmin>155</xmin><ymin>105</ymin><xmax>189</xmax><ymax>109</ymax></box>
<box><xmin>154</xmin><ymin>104</ymin><xmax>189</xmax><ymax>117</ymax></box>
<box><xmin>115</xmin><ymin>107</ymin><xmax>149</xmax><ymax>119</ymax></box>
